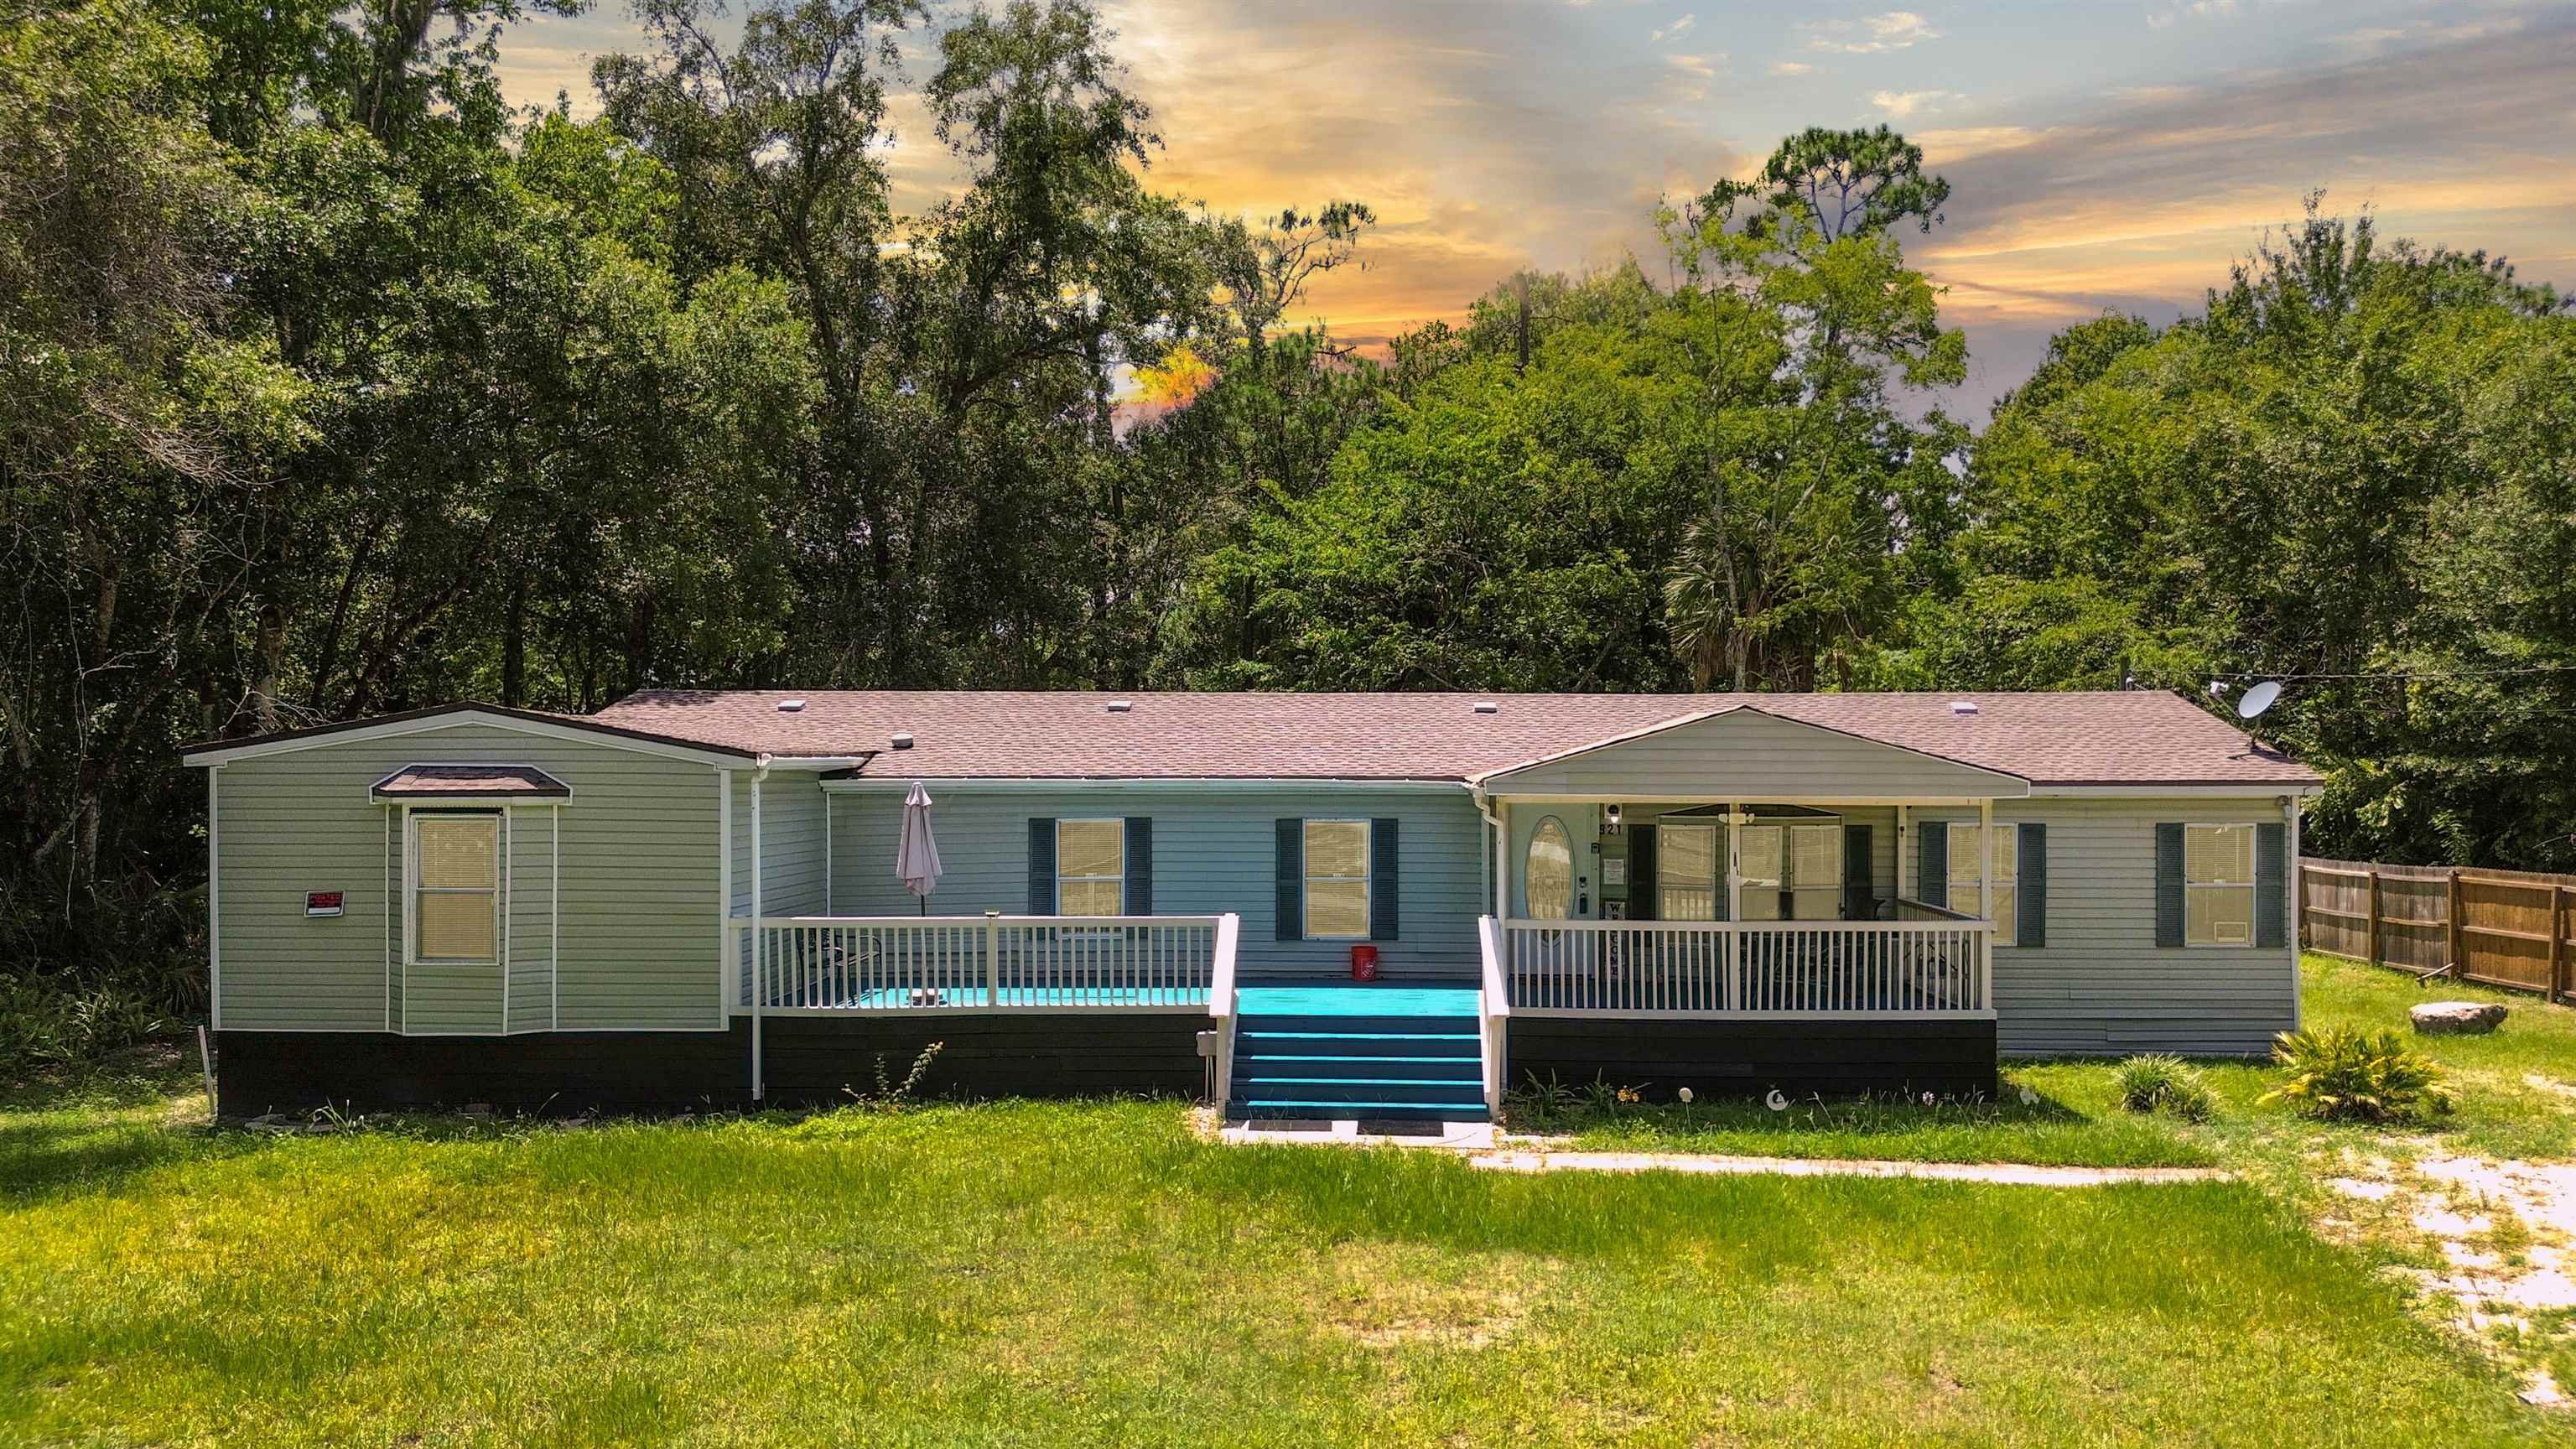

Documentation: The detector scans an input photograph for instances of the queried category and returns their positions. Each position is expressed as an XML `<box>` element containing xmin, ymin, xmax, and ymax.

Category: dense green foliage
<box><xmin>2</xmin><ymin>0</ymin><xmax>2569</xmax><ymax>1050</ymax></box>
<box><xmin>1890</xmin><ymin>205</ymin><xmax>2576</xmax><ymax>871</ymax></box>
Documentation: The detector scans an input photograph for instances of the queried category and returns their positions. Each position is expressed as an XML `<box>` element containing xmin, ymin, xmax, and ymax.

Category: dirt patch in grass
<box><xmin>2322</xmin><ymin>1151</ymin><xmax>2576</xmax><ymax>1408</ymax></box>
<box><xmin>1310</xmin><ymin>1242</ymin><xmax>1561</xmax><ymax>1350</ymax></box>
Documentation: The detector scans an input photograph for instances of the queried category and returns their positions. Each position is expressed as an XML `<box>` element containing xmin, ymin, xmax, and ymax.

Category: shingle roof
<box><xmin>372</xmin><ymin>764</ymin><xmax>571</xmax><ymax>797</ymax></box>
<box><xmin>583</xmin><ymin>689</ymin><xmax>2319</xmax><ymax>787</ymax></box>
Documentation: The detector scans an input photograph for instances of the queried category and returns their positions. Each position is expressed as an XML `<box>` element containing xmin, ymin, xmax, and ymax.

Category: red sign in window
<box><xmin>305</xmin><ymin>891</ymin><xmax>344</xmax><ymax>917</ymax></box>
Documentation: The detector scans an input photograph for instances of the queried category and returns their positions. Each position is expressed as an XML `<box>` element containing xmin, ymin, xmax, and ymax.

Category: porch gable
<box><xmin>1469</xmin><ymin>704</ymin><xmax>2033</xmax><ymax>802</ymax></box>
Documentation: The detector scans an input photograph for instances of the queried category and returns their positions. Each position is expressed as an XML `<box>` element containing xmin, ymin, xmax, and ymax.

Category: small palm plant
<box><xmin>2260</xmin><ymin>1026</ymin><xmax>2454</xmax><ymax>1124</ymax></box>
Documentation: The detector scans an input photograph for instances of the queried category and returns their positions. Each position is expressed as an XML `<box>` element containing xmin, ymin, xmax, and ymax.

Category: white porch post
<box><xmin>1725</xmin><ymin>802</ymin><xmax>1743</xmax><ymax>923</ymax></box>
<box><xmin>1896</xmin><ymin>803</ymin><xmax>1910</xmax><ymax>901</ymax></box>
<box><xmin>750</xmin><ymin>758</ymin><xmax>768</xmax><ymax>1102</ymax></box>
<box><xmin>1977</xmin><ymin>797</ymin><xmax>1992</xmax><ymax>921</ymax></box>
<box><xmin>1724</xmin><ymin>802</ymin><xmax>1743</xmax><ymax>1011</ymax></box>
<box><xmin>1978</xmin><ymin>796</ymin><xmax>1995</xmax><ymax>1010</ymax></box>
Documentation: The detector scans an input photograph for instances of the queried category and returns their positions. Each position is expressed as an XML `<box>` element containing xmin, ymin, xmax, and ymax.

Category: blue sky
<box><xmin>496</xmin><ymin>0</ymin><xmax>2576</xmax><ymax>413</ymax></box>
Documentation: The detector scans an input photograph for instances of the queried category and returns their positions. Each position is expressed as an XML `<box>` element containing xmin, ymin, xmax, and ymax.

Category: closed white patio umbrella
<box><xmin>895</xmin><ymin>782</ymin><xmax>943</xmax><ymax>914</ymax></box>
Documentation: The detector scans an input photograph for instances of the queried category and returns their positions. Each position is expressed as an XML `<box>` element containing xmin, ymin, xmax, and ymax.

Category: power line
<box><xmin>2200</xmin><ymin>663</ymin><xmax>2576</xmax><ymax>684</ymax></box>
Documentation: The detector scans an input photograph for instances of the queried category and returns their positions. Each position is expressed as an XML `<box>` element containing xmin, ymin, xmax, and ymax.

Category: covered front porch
<box><xmin>1467</xmin><ymin>703</ymin><xmax>2034</xmax><ymax>1106</ymax></box>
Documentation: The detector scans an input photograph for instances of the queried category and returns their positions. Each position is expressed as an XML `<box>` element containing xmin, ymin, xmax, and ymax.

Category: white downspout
<box><xmin>206</xmin><ymin>765</ymin><xmax>221</xmax><ymax>1031</ymax></box>
<box><xmin>750</xmin><ymin>755</ymin><xmax>771</xmax><ymax>1103</ymax></box>
<box><xmin>1474</xmin><ymin>789</ymin><xmax>1507</xmax><ymax>921</ymax></box>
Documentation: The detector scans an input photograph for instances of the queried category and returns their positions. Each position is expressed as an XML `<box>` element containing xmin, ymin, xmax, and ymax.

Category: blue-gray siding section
<box><xmin>825</xmin><ymin>787</ymin><xmax>1484</xmax><ymax>977</ymax></box>
<box><xmin>1909</xmin><ymin>797</ymin><xmax>2298</xmax><ymax>1056</ymax></box>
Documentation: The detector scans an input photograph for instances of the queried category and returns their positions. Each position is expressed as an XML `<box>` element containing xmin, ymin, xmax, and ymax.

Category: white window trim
<box><xmin>1948</xmin><ymin>821</ymin><xmax>2020</xmax><ymax>948</ymax></box>
<box><xmin>1055</xmin><ymin>818</ymin><xmax>1126</xmax><ymax>917</ymax></box>
<box><xmin>1657</xmin><ymin>821</ymin><xmax>1722</xmax><ymax>922</ymax></box>
<box><xmin>1739</xmin><ymin>818</ymin><xmax>1845</xmax><ymax>922</ymax></box>
<box><xmin>2184</xmin><ymin>821</ymin><xmax>2259</xmax><ymax>950</ymax></box>
<box><xmin>1524</xmin><ymin>815</ymin><xmax>1576</xmax><ymax>921</ymax></box>
<box><xmin>1304</xmin><ymin>818</ymin><xmax>1372</xmax><ymax>941</ymax></box>
<box><xmin>406</xmin><ymin>808</ymin><xmax>504</xmax><ymax>968</ymax></box>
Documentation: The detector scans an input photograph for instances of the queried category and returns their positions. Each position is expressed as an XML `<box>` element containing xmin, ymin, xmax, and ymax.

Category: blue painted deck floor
<box><xmin>1233</xmin><ymin>984</ymin><xmax>1479</xmax><ymax>1018</ymax></box>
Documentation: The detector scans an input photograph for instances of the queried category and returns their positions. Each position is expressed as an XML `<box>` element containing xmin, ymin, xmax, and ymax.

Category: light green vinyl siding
<box><xmin>826</xmin><ymin>787</ymin><xmax>1484</xmax><ymax>977</ymax></box>
<box><xmin>731</xmin><ymin>771</ymin><xmax>829</xmax><ymax>1005</ymax></box>
<box><xmin>1912</xmin><ymin>797</ymin><xmax>2298</xmax><ymax>1056</ymax></box>
<box><xmin>1479</xmin><ymin>707</ymin><xmax>2025</xmax><ymax>799</ymax></box>
<box><xmin>506</xmin><ymin>806</ymin><xmax>558</xmax><ymax>1032</ymax></box>
<box><xmin>213</xmin><ymin>723</ymin><xmax>724</xmax><ymax>1033</ymax></box>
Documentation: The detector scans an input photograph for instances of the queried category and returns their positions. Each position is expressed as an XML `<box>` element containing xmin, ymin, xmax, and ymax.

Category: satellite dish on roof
<box><xmin>2236</xmin><ymin>680</ymin><xmax>2281</xmax><ymax>720</ymax></box>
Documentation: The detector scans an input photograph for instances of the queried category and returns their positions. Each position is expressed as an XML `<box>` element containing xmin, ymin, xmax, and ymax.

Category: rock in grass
<box><xmin>2411</xmin><ymin>1000</ymin><xmax>2507</xmax><ymax>1036</ymax></box>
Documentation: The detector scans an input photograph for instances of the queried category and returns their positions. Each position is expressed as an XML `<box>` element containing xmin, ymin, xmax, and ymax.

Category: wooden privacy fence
<box><xmin>2300</xmin><ymin>856</ymin><xmax>2576</xmax><ymax>1000</ymax></box>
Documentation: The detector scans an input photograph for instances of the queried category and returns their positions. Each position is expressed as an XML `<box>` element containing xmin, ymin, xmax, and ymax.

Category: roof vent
<box><xmin>1105</xmin><ymin>699</ymin><xmax>1133</xmax><ymax>714</ymax></box>
<box><xmin>1948</xmin><ymin>699</ymin><xmax>1979</xmax><ymax>716</ymax></box>
<box><xmin>1472</xmin><ymin>700</ymin><xmax>1500</xmax><ymax>714</ymax></box>
<box><xmin>891</xmin><ymin>731</ymin><xmax>914</xmax><ymax>750</ymax></box>
<box><xmin>776</xmin><ymin>698</ymin><xmax>807</xmax><ymax>713</ymax></box>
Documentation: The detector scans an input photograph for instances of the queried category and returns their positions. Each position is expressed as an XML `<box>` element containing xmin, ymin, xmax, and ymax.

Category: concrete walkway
<box><xmin>1469</xmin><ymin>1148</ymin><xmax>2231</xmax><ymax>1187</ymax></box>
<box><xmin>1208</xmin><ymin>1115</ymin><xmax>2231</xmax><ymax>1186</ymax></box>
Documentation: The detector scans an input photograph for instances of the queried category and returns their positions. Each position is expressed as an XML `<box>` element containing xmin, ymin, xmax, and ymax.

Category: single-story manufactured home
<box><xmin>186</xmin><ymin>689</ymin><xmax>2319</xmax><ymax>1119</ymax></box>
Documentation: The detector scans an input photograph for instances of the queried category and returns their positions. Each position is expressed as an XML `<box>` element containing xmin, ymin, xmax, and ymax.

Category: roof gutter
<box><xmin>815</xmin><ymin>776</ymin><xmax>1478</xmax><ymax>792</ymax></box>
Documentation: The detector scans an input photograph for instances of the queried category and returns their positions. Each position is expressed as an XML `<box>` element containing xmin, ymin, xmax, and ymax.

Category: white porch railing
<box><xmin>1477</xmin><ymin>915</ymin><xmax>1511</xmax><ymax>1116</ymax></box>
<box><xmin>734</xmin><ymin>913</ymin><xmax>1236</xmax><ymax>1011</ymax></box>
<box><xmin>1497</xmin><ymin>916</ymin><xmax>1992</xmax><ymax>1017</ymax></box>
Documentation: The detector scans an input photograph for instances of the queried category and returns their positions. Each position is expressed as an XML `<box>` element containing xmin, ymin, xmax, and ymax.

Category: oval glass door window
<box><xmin>1526</xmin><ymin>816</ymin><xmax>1574</xmax><ymax>919</ymax></box>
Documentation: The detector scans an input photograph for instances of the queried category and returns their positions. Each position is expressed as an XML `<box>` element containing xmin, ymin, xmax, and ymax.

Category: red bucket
<box><xmin>1349</xmin><ymin>943</ymin><xmax>1379</xmax><ymax>982</ymax></box>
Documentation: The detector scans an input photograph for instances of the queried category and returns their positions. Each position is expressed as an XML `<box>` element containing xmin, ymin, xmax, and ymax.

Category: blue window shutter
<box><xmin>2017</xmin><ymin>823</ymin><xmax>2048</xmax><ymax>948</ymax></box>
<box><xmin>1918</xmin><ymin>821</ymin><xmax>1949</xmax><ymax>908</ymax></box>
<box><xmin>1124</xmin><ymin>818</ymin><xmax>1153</xmax><ymax>915</ymax></box>
<box><xmin>2257</xmin><ymin>822</ymin><xmax>2287</xmax><ymax>948</ymax></box>
<box><xmin>1843</xmin><ymin>823</ymin><xmax>1874</xmax><ymax>921</ymax></box>
<box><xmin>1369</xmin><ymin>818</ymin><xmax>1400</xmax><ymax>939</ymax></box>
<box><xmin>1275</xmin><ymin>819</ymin><xmax>1302</xmax><ymax>941</ymax></box>
<box><xmin>2155</xmin><ymin>823</ymin><xmax>2185</xmax><ymax>947</ymax></box>
<box><xmin>1027</xmin><ymin>818</ymin><xmax>1056</xmax><ymax>915</ymax></box>
<box><xmin>1628</xmin><ymin>825</ymin><xmax>1659</xmax><ymax>922</ymax></box>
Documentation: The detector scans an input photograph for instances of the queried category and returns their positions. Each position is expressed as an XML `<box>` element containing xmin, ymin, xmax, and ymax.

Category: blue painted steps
<box><xmin>1228</xmin><ymin>982</ymin><xmax>1487</xmax><ymax>1123</ymax></box>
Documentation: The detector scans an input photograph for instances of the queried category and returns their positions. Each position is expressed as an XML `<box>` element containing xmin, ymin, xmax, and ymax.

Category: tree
<box><xmin>1697</xmin><ymin>123</ymin><xmax>1949</xmax><ymax>244</ymax></box>
<box><xmin>1654</xmin><ymin>127</ymin><xmax>1968</xmax><ymax>689</ymax></box>
<box><xmin>598</xmin><ymin>0</ymin><xmax>923</xmax><ymax>680</ymax></box>
<box><xmin>1903</xmin><ymin>200</ymin><xmax>2576</xmax><ymax>870</ymax></box>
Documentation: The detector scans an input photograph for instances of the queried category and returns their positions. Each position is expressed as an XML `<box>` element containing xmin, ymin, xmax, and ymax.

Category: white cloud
<box><xmin>1769</xmin><ymin>60</ymin><xmax>1813</xmax><ymax>76</ymax></box>
<box><xmin>1666</xmin><ymin>52</ymin><xmax>1721</xmax><ymax>79</ymax></box>
<box><xmin>1652</xmin><ymin>13</ymin><xmax>1696</xmax><ymax>42</ymax></box>
<box><xmin>2147</xmin><ymin>0</ymin><xmax>2236</xmax><ymax>31</ymax></box>
<box><xmin>1803</xmin><ymin>11</ymin><xmax>1941</xmax><ymax>54</ymax></box>
<box><xmin>1870</xmin><ymin>87</ymin><xmax>1956</xmax><ymax>118</ymax></box>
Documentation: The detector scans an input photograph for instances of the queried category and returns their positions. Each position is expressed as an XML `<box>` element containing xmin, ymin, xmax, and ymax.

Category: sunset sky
<box><xmin>498</xmin><ymin>0</ymin><xmax>2576</xmax><ymax>413</ymax></box>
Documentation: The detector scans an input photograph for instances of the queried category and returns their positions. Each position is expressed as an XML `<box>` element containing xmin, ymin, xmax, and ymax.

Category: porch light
<box><xmin>1602</xmin><ymin>803</ymin><xmax>1622</xmax><ymax>834</ymax></box>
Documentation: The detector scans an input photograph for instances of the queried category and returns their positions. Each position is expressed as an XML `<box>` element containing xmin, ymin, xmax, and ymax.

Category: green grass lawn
<box><xmin>1526</xmin><ymin>953</ymin><xmax>2576</xmax><ymax>1169</ymax></box>
<box><xmin>3</xmin><ymin>957</ymin><xmax>2571</xmax><ymax>1446</ymax></box>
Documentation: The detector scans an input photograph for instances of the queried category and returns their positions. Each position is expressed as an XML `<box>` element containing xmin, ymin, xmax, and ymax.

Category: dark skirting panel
<box><xmin>215</xmin><ymin>1013</ymin><xmax>1209</xmax><ymax>1117</ymax></box>
<box><xmin>1505</xmin><ymin>1016</ymin><xmax>1997</xmax><ymax>1101</ymax></box>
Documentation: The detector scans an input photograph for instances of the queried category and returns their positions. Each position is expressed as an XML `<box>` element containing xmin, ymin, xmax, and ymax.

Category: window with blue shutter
<box><xmin>1027</xmin><ymin>818</ymin><xmax>1057</xmax><ymax>914</ymax></box>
